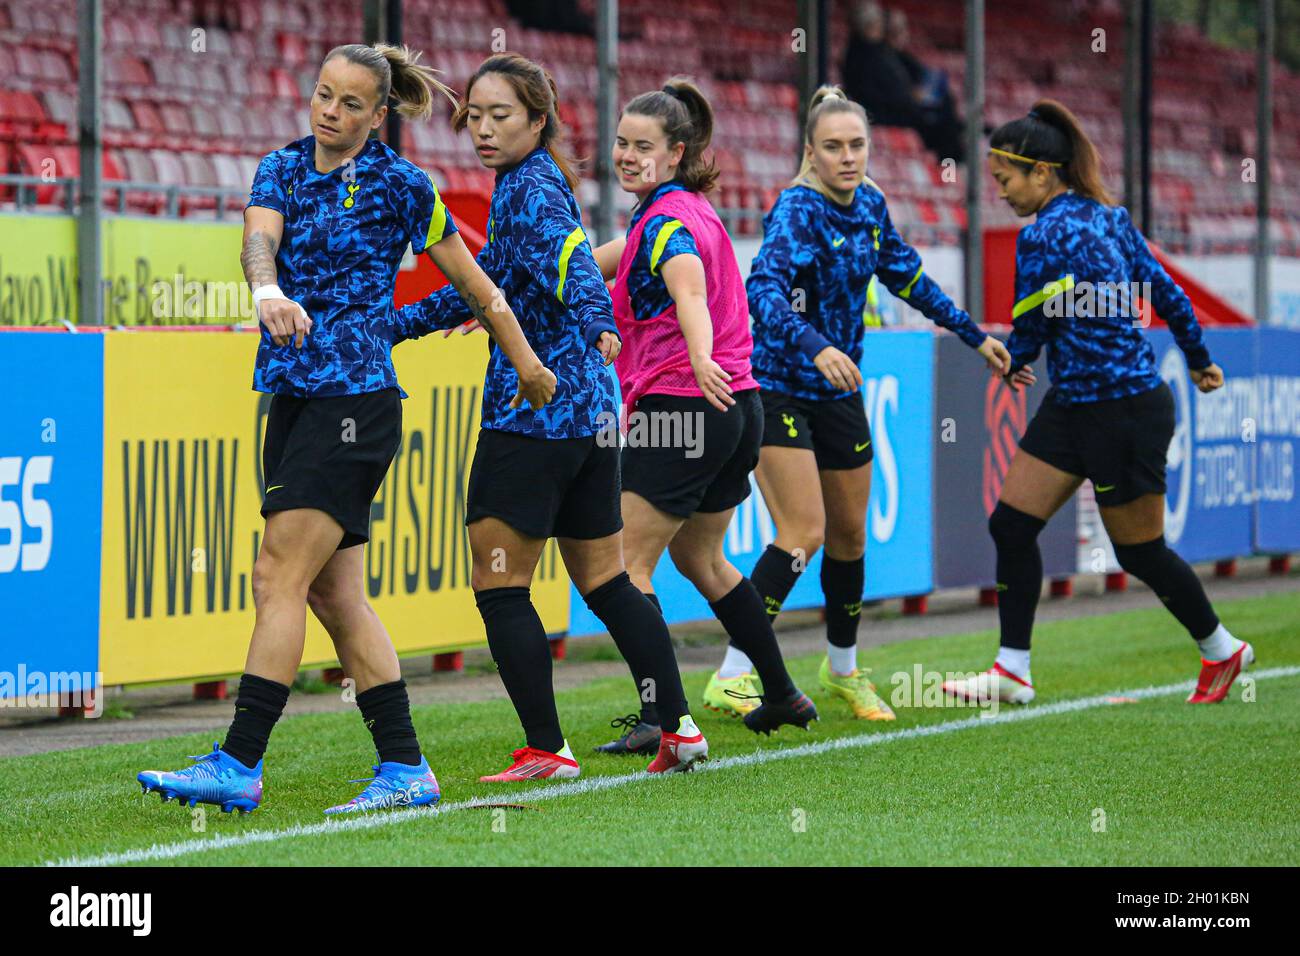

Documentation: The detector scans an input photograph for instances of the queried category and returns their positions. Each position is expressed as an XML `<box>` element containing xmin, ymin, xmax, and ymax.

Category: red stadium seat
<box><xmin>277</xmin><ymin>31</ymin><xmax>309</xmax><ymax>65</ymax></box>
<box><xmin>269</xmin><ymin>68</ymin><xmax>299</xmax><ymax>100</ymax></box>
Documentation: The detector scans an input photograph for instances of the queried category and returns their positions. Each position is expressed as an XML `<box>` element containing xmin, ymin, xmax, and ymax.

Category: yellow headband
<box><xmin>989</xmin><ymin>147</ymin><xmax>1063</xmax><ymax>167</ymax></box>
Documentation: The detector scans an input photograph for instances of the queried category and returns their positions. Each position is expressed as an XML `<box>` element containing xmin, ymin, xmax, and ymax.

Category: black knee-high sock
<box><xmin>709</xmin><ymin>578</ymin><xmax>797</xmax><ymax>701</ymax></box>
<box><xmin>222</xmin><ymin>673</ymin><xmax>290</xmax><ymax>768</ymax></box>
<box><xmin>356</xmin><ymin>679</ymin><xmax>422</xmax><ymax>766</ymax></box>
<box><xmin>583</xmin><ymin>573</ymin><xmax>688</xmax><ymax>734</ymax></box>
<box><xmin>989</xmin><ymin>502</ymin><xmax>1046</xmax><ymax>651</ymax></box>
<box><xmin>821</xmin><ymin>554</ymin><xmax>865</xmax><ymax>648</ymax></box>
<box><xmin>750</xmin><ymin>544</ymin><xmax>803</xmax><ymax>622</ymax></box>
<box><xmin>475</xmin><ymin>587</ymin><xmax>565</xmax><ymax>753</ymax></box>
<box><xmin>1113</xmin><ymin>537</ymin><xmax>1220</xmax><ymax>641</ymax></box>
<box><xmin>638</xmin><ymin>592</ymin><xmax>663</xmax><ymax>727</ymax></box>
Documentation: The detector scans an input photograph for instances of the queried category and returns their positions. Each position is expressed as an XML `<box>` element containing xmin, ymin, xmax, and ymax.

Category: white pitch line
<box><xmin>47</xmin><ymin>665</ymin><xmax>1299</xmax><ymax>867</ymax></box>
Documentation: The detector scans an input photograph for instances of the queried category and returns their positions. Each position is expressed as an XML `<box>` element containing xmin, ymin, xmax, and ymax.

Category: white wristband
<box><xmin>253</xmin><ymin>285</ymin><xmax>307</xmax><ymax>320</ymax></box>
<box><xmin>252</xmin><ymin>284</ymin><xmax>286</xmax><ymax>306</ymax></box>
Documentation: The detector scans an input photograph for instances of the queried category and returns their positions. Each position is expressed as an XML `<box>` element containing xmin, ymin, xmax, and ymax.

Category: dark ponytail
<box><xmin>623</xmin><ymin>76</ymin><xmax>719</xmax><ymax>193</ymax></box>
<box><xmin>453</xmin><ymin>53</ymin><xmax>580</xmax><ymax>191</ymax></box>
<box><xmin>989</xmin><ymin>98</ymin><xmax>1115</xmax><ymax>205</ymax></box>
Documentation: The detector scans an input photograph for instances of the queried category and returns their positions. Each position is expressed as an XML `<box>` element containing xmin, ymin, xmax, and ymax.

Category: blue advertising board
<box><xmin>1150</xmin><ymin>328</ymin><xmax>1256</xmax><ymax>563</ymax></box>
<box><xmin>0</xmin><ymin>333</ymin><xmax>104</xmax><ymax>695</ymax></box>
<box><xmin>569</xmin><ymin>330</ymin><xmax>934</xmax><ymax>635</ymax></box>
<box><xmin>1253</xmin><ymin>327</ymin><xmax>1300</xmax><ymax>552</ymax></box>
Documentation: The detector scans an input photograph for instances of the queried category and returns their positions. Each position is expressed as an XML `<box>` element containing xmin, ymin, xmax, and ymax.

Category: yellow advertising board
<box><xmin>0</xmin><ymin>213</ymin><xmax>249</xmax><ymax>326</ymax></box>
<box><xmin>98</xmin><ymin>330</ymin><xmax>569</xmax><ymax>685</ymax></box>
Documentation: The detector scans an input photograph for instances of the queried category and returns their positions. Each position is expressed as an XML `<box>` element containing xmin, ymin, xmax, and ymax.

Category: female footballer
<box><xmin>724</xmin><ymin>86</ymin><xmax>1011</xmax><ymax>722</ymax></box>
<box><xmin>392</xmin><ymin>53</ymin><xmax>709</xmax><ymax>779</ymax></box>
<box><xmin>588</xmin><ymin>78</ymin><xmax>819</xmax><ymax>756</ymax></box>
<box><xmin>138</xmin><ymin>44</ymin><xmax>554</xmax><ymax>814</ymax></box>
<box><xmin>943</xmin><ymin>100</ymin><xmax>1250</xmax><ymax>706</ymax></box>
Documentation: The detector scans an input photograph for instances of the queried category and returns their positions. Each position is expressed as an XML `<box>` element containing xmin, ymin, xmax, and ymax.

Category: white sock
<box><xmin>827</xmin><ymin>642</ymin><xmax>857</xmax><ymax>676</ymax></box>
<box><xmin>995</xmin><ymin>646</ymin><xmax>1032</xmax><ymax>683</ymax></box>
<box><xmin>718</xmin><ymin>645</ymin><xmax>754</xmax><ymax>679</ymax></box>
<box><xmin>1196</xmin><ymin>624</ymin><xmax>1242</xmax><ymax>662</ymax></box>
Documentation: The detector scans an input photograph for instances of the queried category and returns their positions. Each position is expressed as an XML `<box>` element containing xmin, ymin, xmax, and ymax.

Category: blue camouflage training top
<box><xmin>748</xmin><ymin>183</ymin><xmax>986</xmax><ymax>400</ymax></box>
<box><xmin>247</xmin><ymin>134</ymin><xmax>457</xmax><ymax>398</ymax></box>
<box><xmin>626</xmin><ymin>180</ymin><xmax>701</xmax><ymax>319</ymax></box>
<box><xmin>1008</xmin><ymin>191</ymin><xmax>1212</xmax><ymax>405</ymax></box>
<box><xmin>392</xmin><ymin>147</ymin><xmax>619</xmax><ymax>439</ymax></box>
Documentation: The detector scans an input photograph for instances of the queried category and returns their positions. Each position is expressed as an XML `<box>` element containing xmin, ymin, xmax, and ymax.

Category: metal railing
<box><xmin>0</xmin><ymin>174</ymin><xmax>250</xmax><ymax>219</ymax></box>
<box><xmin>5</xmin><ymin>173</ymin><xmax>1294</xmax><ymax>259</ymax></box>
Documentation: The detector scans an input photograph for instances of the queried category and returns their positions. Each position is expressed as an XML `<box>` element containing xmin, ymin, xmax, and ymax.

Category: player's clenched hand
<box><xmin>1190</xmin><ymin>363</ymin><xmax>1224</xmax><ymax>393</ymax></box>
<box><xmin>259</xmin><ymin>297</ymin><xmax>312</xmax><ymax>348</ymax></box>
<box><xmin>510</xmin><ymin>361</ymin><xmax>558</xmax><ymax>410</ymax></box>
<box><xmin>596</xmin><ymin>331</ymin><xmax>622</xmax><ymax>366</ymax></box>
<box><xmin>978</xmin><ymin>336</ymin><xmax>1012</xmax><ymax>376</ymax></box>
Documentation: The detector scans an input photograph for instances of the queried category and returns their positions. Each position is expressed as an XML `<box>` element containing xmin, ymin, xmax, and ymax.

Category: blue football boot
<box><xmin>323</xmin><ymin>755</ymin><xmax>441</xmax><ymax>815</ymax></box>
<box><xmin>137</xmin><ymin>742</ymin><xmax>263</xmax><ymax>814</ymax></box>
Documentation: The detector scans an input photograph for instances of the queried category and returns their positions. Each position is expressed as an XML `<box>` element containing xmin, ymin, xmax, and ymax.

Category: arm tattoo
<box><xmin>462</xmin><ymin>290</ymin><xmax>498</xmax><ymax>340</ymax></box>
<box><xmin>241</xmin><ymin>230</ymin><xmax>279</xmax><ymax>289</ymax></box>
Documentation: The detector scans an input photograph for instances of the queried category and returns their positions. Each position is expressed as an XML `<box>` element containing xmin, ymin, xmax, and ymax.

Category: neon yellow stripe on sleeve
<box><xmin>898</xmin><ymin>265</ymin><xmax>923</xmax><ymax>300</ymax></box>
<box><xmin>425</xmin><ymin>180</ymin><xmax>449</xmax><ymax>248</ymax></box>
<box><xmin>649</xmin><ymin>219</ymin><xmax>685</xmax><ymax>275</ymax></box>
<box><xmin>1012</xmin><ymin>274</ymin><xmax>1076</xmax><ymax>319</ymax></box>
<box><xmin>556</xmin><ymin>226</ymin><xmax>588</xmax><ymax>303</ymax></box>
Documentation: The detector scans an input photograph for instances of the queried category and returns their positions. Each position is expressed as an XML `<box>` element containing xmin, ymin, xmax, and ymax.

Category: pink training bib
<box><xmin>611</xmin><ymin>187</ymin><xmax>757</xmax><ymax>418</ymax></box>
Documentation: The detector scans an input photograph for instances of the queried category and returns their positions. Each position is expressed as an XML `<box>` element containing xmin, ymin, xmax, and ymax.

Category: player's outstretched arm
<box><xmin>242</xmin><ymin>205</ymin><xmax>311</xmax><ymax>348</ymax></box>
<box><xmin>427</xmin><ymin>232</ymin><xmax>557</xmax><ymax>410</ymax></box>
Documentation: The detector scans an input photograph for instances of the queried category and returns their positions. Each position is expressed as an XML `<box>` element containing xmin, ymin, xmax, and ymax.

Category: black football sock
<box><xmin>988</xmin><ymin>502</ymin><xmax>1047</xmax><ymax>651</ymax></box>
<box><xmin>638</xmin><ymin>592</ymin><xmax>663</xmax><ymax>727</ymax></box>
<box><xmin>222</xmin><ymin>673</ymin><xmax>290</xmax><ymax>768</ymax></box>
<box><xmin>709</xmin><ymin>578</ymin><xmax>797</xmax><ymax>701</ymax></box>
<box><xmin>356</xmin><ymin>679</ymin><xmax>423</xmax><ymax>766</ymax></box>
<box><xmin>1113</xmin><ymin>537</ymin><xmax>1220</xmax><ymax>641</ymax></box>
<box><xmin>750</xmin><ymin>544</ymin><xmax>803</xmax><ymax>623</ymax></box>
<box><xmin>475</xmin><ymin>587</ymin><xmax>565</xmax><ymax>754</ymax></box>
<box><xmin>583</xmin><ymin>572</ymin><xmax>688</xmax><ymax>734</ymax></box>
<box><xmin>821</xmin><ymin>554</ymin><xmax>865</xmax><ymax>649</ymax></box>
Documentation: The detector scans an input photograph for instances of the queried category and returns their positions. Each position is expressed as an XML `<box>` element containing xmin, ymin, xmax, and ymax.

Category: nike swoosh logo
<box><xmin>832</xmin><ymin>236</ymin><xmax>846</xmax><ymax>248</ymax></box>
<box><xmin>855</xmin><ymin>441</ymin><xmax>871</xmax><ymax>452</ymax></box>
<box><xmin>1096</xmin><ymin>484</ymin><xmax>1116</xmax><ymax>493</ymax></box>
<box><xmin>266</xmin><ymin>484</ymin><xmax>285</xmax><ymax>493</ymax></box>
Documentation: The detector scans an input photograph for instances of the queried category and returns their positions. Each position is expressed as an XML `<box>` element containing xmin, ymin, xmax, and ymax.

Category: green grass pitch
<box><xmin>3</xmin><ymin>591</ymin><xmax>1296</xmax><ymax>867</ymax></box>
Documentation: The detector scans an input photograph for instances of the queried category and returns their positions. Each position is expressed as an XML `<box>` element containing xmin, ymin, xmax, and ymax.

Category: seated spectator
<box><xmin>886</xmin><ymin>9</ymin><xmax>965</xmax><ymax>163</ymax></box>
<box><xmin>841</xmin><ymin>2</ymin><xmax>965</xmax><ymax>163</ymax></box>
<box><xmin>841</xmin><ymin>2</ymin><xmax>921</xmax><ymax>129</ymax></box>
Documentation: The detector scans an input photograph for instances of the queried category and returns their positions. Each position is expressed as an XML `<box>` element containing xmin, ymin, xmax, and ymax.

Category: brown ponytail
<box><xmin>323</xmin><ymin>43</ymin><xmax>456</xmax><ymax>120</ymax></box>
<box><xmin>623</xmin><ymin>76</ymin><xmax>720</xmax><ymax>193</ymax></box>
<box><xmin>989</xmin><ymin>98</ymin><xmax>1115</xmax><ymax>205</ymax></box>
<box><xmin>452</xmin><ymin>53</ymin><xmax>581</xmax><ymax>191</ymax></box>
